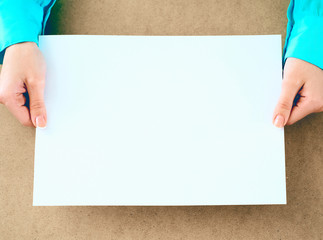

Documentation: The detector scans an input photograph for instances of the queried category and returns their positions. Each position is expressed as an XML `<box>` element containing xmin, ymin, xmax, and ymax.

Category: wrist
<box><xmin>6</xmin><ymin>42</ymin><xmax>38</xmax><ymax>52</ymax></box>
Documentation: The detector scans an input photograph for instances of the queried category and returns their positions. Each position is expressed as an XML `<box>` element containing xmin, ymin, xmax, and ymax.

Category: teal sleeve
<box><xmin>0</xmin><ymin>0</ymin><xmax>56</xmax><ymax>64</ymax></box>
<box><xmin>283</xmin><ymin>0</ymin><xmax>323</xmax><ymax>69</ymax></box>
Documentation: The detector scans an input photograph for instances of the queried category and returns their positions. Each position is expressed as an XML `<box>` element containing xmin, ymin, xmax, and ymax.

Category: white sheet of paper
<box><xmin>34</xmin><ymin>35</ymin><xmax>286</xmax><ymax>206</ymax></box>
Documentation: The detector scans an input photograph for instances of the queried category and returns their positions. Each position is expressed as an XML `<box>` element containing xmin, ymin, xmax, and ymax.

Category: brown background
<box><xmin>1</xmin><ymin>0</ymin><xmax>322</xmax><ymax>239</ymax></box>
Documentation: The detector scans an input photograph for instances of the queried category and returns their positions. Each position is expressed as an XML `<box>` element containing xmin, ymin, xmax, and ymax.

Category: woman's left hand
<box><xmin>273</xmin><ymin>57</ymin><xmax>323</xmax><ymax>128</ymax></box>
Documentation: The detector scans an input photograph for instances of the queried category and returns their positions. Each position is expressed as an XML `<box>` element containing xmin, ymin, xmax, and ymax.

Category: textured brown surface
<box><xmin>1</xmin><ymin>0</ymin><xmax>322</xmax><ymax>239</ymax></box>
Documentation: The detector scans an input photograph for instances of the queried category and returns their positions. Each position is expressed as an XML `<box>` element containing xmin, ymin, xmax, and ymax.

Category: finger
<box><xmin>272</xmin><ymin>77</ymin><xmax>304</xmax><ymax>128</ymax></box>
<box><xmin>6</xmin><ymin>101</ymin><xmax>33</xmax><ymax>127</ymax></box>
<box><xmin>286</xmin><ymin>99</ymin><xmax>315</xmax><ymax>125</ymax></box>
<box><xmin>16</xmin><ymin>93</ymin><xmax>26</xmax><ymax>106</ymax></box>
<box><xmin>26</xmin><ymin>79</ymin><xmax>47</xmax><ymax>128</ymax></box>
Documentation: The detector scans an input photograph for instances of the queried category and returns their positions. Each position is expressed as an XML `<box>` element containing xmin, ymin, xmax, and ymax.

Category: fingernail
<box><xmin>274</xmin><ymin>115</ymin><xmax>285</xmax><ymax>128</ymax></box>
<box><xmin>36</xmin><ymin>116</ymin><xmax>46</xmax><ymax>129</ymax></box>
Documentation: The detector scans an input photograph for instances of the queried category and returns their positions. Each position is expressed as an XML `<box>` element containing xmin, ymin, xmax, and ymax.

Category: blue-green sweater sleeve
<box><xmin>283</xmin><ymin>0</ymin><xmax>323</xmax><ymax>69</ymax></box>
<box><xmin>0</xmin><ymin>0</ymin><xmax>56</xmax><ymax>64</ymax></box>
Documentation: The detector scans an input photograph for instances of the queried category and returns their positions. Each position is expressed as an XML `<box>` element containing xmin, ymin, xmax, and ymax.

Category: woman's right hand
<box><xmin>0</xmin><ymin>42</ymin><xmax>47</xmax><ymax>128</ymax></box>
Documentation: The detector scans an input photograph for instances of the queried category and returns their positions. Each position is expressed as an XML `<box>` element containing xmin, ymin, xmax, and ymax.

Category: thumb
<box><xmin>26</xmin><ymin>79</ymin><xmax>47</xmax><ymax>128</ymax></box>
<box><xmin>273</xmin><ymin>78</ymin><xmax>303</xmax><ymax>128</ymax></box>
<box><xmin>286</xmin><ymin>97</ymin><xmax>315</xmax><ymax>125</ymax></box>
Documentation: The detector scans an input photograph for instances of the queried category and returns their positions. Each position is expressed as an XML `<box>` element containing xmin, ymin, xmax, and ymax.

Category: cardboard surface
<box><xmin>0</xmin><ymin>0</ymin><xmax>322</xmax><ymax>239</ymax></box>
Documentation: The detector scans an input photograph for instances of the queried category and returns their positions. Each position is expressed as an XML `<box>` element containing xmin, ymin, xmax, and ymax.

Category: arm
<box><xmin>0</xmin><ymin>0</ymin><xmax>56</xmax><ymax>127</ymax></box>
<box><xmin>283</xmin><ymin>0</ymin><xmax>323</xmax><ymax>69</ymax></box>
<box><xmin>273</xmin><ymin>0</ymin><xmax>323</xmax><ymax>127</ymax></box>
<box><xmin>0</xmin><ymin>0</ymin><xmax>56</xmax><ymax>64</ymax></box>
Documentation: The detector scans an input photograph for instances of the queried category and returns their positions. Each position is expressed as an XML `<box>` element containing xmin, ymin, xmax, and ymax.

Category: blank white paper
<box><xmin>34</xmin><ymin>35</ymin><xmax>286</xmax><ymax>206</ymax></box>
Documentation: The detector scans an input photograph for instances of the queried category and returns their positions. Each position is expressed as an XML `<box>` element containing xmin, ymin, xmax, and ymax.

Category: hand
<box><xmin>273</xmin><ymin>57</ymin><xmax>323</xmax><ymax>128</ymax></box>
<box><xmin>0</xmin><ymin>42</ymin><xmax>47</xmax><ymax>128</ymax></box>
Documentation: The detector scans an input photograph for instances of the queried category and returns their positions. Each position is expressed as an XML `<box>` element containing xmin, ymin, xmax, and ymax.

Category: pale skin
<box><xmin>0</xmin><ymin>42</ymin><xmax>47</xmax><ymax>128</ymax></box>
<box><xmin>0</xmin><ymin>42</ymin><xmax>323</xmax><ymax>128</ymax></box>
